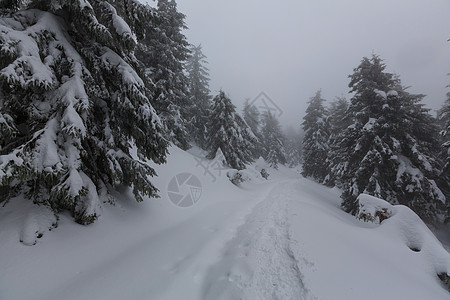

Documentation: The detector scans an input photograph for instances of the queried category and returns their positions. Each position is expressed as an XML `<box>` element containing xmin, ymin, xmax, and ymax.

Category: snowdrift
<box><xmin>357</xmin><ymin>194</ymin><xmax>450</xmax><ymax>291</ymax></box>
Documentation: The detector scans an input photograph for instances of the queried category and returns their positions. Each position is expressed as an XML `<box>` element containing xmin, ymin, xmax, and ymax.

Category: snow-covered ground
<box><xmin>0</xmin><ymin>146</ymin><xmax>449</xmax><ymax>300</ymax></box>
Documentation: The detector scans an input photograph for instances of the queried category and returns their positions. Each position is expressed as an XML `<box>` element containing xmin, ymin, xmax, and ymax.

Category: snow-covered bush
<box><xmin>357</xmin><ymin>194</ymin><xmax>393</xmax><ymax>223</ymax></box>
<box><xmin>227</xmin><ymin>170</ymin><xmax>251</xmax><ymax>186</ymax></box>
<box><xmin>439</xmin><ymin>273</ymin><xmax>450</xmax><ymax>292</ymax></box>
<box><xmin>228</xmin><ymin>171</ymin><xmax>244</xmax><ymax>186</ymax></box>
<box><xmin>260</xmin><ymin>168</ymin><xmax>269</xmax><ymax>180</ymax></box>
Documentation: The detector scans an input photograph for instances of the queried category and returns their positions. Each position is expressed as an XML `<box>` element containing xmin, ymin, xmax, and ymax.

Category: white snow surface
<box><xmin>112</xmin><ymin>14</ymin><xmax>137</xmax><ymax>43</ymax></box>
<box><xmin>0</xmin><ymin>146</ymin><xmax>449</xmax><ymax>300</ymax></box>
<box><xmin>363</xmin><ymin>117</ymin><xmax>376</xmax><ymax>131</ymax></box>
<box><xmin>374</xmin><ymin>89</ymin><xmax>387</xmax><ymax>99</ymax></box>
<box><xmin>387</xmin><ymin>90</ymin><xmax>399</xmax><ymax>97</ymax></box>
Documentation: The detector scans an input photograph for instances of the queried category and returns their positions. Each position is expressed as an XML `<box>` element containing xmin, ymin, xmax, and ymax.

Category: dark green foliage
<box><xmin>185</xmin><ymin>44</ymin><xmax>211</xmax><ymax>149</ymax></box>
<box><xmin>327</xmin><ymin>97</ymin><xmax>350</xmax><ymax>138</ymax></box>
<box><xmin>260</xmin><ymin>168</ymin><xmax>269</xmax><ymax>179</ymax></box>
<box><xmin>136</xmin><ymin>0</ymin><xmax>191</xmax><ymax>150</ymax></box>
<box><xmin>0</xmin><ymin>0</ymin><xmax>29</xmax><ymax>11</ymax></box>
<box><xmin>438</xmin><ymin>96</ymin><xmax>450</xmax><ymax>222</ymax></box>
<box><xmin>242</xmin><ymin>99</ymin><xmax>264</xmax><ymax>158</ymax></box>
<box><xmin>302</xmin><ymin>90</ymin><xmax>329</xmax><ymax>181</ymax></box>
<box><xmin>324</xmin><ymin>97</ymin><xmax>350</xmax><ymax>186</ymax></box>
<box><xmin>284</xmin><ymin>126</ymin><xmax>302</xmax><ymax>167</ymax></box>
<box><xmin>0</xmin><ymin>0</ymin><xmax>168</xmax><ymax>224</ymax></box>
<box><xmin>243</xmin><ymin>100</ymin><xmax>260</xmax><ymax>136</ymax></box>
<box><xmin>261</xmin><ymin>111</ymin><xmax>286</xmax><ymax>168</ymax></box>
<box><xmin>206</xmin><ymin>91</ymin><xmax>255</xmax><ymax>170</ymax></box>
<box><xmin>228</xmin><ymin>171</ymin><xmax>245</xmax><ymax>186</ymax></box>
<box><xmin>330</xmin><ymin>55</ymin><xmax>445</xmax><ymax>222</ymax></box>
<box><xmin>438</xmin><ymin>272</ymin><xmax>450</xmax><ymax>292</ymax></box>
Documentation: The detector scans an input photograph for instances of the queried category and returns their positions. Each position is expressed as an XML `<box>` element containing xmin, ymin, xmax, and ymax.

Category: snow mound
<box><xmin>374</xmin><ymin>89</ymin><xmax>387</xmax><ymax>99</ymax></box>
<box><xmin>222</xmin><ymin>156</ymin><xmax>278</xmax><ymax>186</ymax></box>
<box><xmin>254</xmin><ymin>156</ymin><xmax>268</xmax><ymax>171</ymax></box>
<box><xmin>387</xmin><ymin>90</ymin><xmax>399</xmax><ymax>97</ymax></box>
<box><xmin>357</xmin><ymin>194</ymin><xmax>450</xmax><ymax>289</ymax></box>
<box><xmin>252</xmin><ymin>157</ymin><xmax>271</xmax><ymax>179</ymax></box>
<box><xmin>226</xmin><ymin>163</ymin><xmax>271</xmax><ymax>186</ymax></box>
<box><xmin>18</xmin><ymin>201</ymin><xmax>58</xmax><ymax>246</ymax></box>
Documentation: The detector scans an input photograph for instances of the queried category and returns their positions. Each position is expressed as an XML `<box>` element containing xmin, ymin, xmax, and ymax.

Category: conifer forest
<box><xmin>0</xmin><ymin>1</ymin><xmax>449</xmax><ymax>299</ymax></box>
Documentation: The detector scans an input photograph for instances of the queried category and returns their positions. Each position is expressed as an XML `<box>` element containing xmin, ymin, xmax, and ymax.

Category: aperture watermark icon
<box><xmin>167</xmin><ymin>173</ymin><xmax>202</xmax><ymax>207</ymax></box>
<box><xmin>249</xmin><ymin>91</ymin><xmax>283</xmax><ymax>117</ymax></box>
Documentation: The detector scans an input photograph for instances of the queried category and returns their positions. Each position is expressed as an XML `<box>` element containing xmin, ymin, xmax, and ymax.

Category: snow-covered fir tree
<box><xmin>324</xmin><ymin>97</ymin><xmax>350</xmax><ymax>186</ymax></box>
<box><xmin>393</xmin><ymin>89</ymin><xmax>445</xmax><ymax>222</ymax></box>
<box><xmin>206</xmin><ymin>91</ymin><xmax>256</xmax><ymax>170</ymax></box>
<box><xmin>302</xmin><ymin>90</ymin><xmax>330</xmax><ymax>182</ymax></box>
<box><xmin>0</xmin><ymin>0</ymin><xmax>168</xmax><ymax>224</ymax></box>
<box><xmin>284</xmin><ymin>126</ymin><xmax>302</xmax><ymax>167</ymax></box>
<box><xmin>185</xmin><ymin>44</ymin><xmax>211</xmax><ymax>149</ymax></box>
<box><xmin>327</xmin><ymin>97</ymin><xmax>350</xmax><ymax>138</ymax></box>
<box><xmin>136</xmin><ymin>0</ymin><xmax>190</xmax><ymax>150</ymax></box>
<box><xmin>243</xmin><ymin>99</ymin><xmax>260</xmax><ymax>136</ymax></box>
<box><xmin>260</xmin><ymin>111</ymin><xmax>286</xmax><ymax>168</ymax></box>
<box><xmin>332</xmin><ymin>55</ymin><xmax>445</xmax><ymax>222</ymax></box>
<box><xmin>242</xmin><ymin>99</ymin><xmax>263</xmax><ymax>158</ymax></box>
<box><xmin>438</xmin><ymin>95</ymin><xmax>450</xmax><ymax>221</ymax></box>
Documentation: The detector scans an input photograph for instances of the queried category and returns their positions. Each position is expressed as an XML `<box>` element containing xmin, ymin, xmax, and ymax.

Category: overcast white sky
<box><xmin>146</xmin><ymin>0</ymin><xmax>450</xmax><ymax>127</ymax></box>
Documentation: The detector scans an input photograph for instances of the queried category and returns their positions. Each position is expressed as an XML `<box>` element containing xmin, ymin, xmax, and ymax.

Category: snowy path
<box><xmin>203</xmin><ymin>181</ymin><xmax>314</xmax><ymax>300</ymax></box>
<box><xmin>201</xmin><ymin>177</ymin><xmax>450</xmax><ymax>300</ymax></box>
<box><xmin>36</xmin><ymin>198</ymin><xmax>268</xmax><ymax>300</ymax></box>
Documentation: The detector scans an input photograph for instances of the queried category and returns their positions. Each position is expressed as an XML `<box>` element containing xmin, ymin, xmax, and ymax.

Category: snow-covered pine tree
<box><xmin>328</xmin><ymin>97</ymin><xmax>350</xmax><ymax>138</ymax></box>
<box><xmin>242</xmin><ymin>99</ymin><xmax>263</xmax><ymax>158</ymax></box>
<box><xmin>393</xmin><ymin>89</ymin><xmax>445</xmax><ymax>222</ymax></box>
<box><xmin>336</xmin><ymin>55</ymin><xmax>445</xmax><ymax>222</ymax></box>
<box><xmin>243</xmin><ymin>99</ymin><xmax>260</xmax><ymax>137</ymax></box>
<box><xmin>324</xmin><ymin>97</ymin><xmax>350</xmax><ymax>186</ymax></box>
<box><xmin>185</xmin><ymin>44</ymin><xmax>211</xmax><ymax>149</ymax></box>
<box><xmin>284</xmin><ymin>126</ymin><xmax>302</xmax><ymax>167</ymax></box>
<box><xmin>206</xmin><ymin>91</ymin><xmax>256</xmax><ymax>170</ymax></box>
<box><xmin>0</xmin><ymin>0</ymin><xmax>167</xmax><ymax>224</ymax></box>
<box><xmin>438</xmin><ymin>95</ymin><xmax>450</xmax><ymax>221</ymax></box>
<box><xmin>261</xmin><ymin>111</ymin><xmax>286</xmax><ymax>169</ymax></box>
<box><xmin>301</xmin><ymin>90</ymin><xmax>330</xmax><ymax>181</ymax></box>
<box><xmin>136</xmin><ymin>0</ymin><xmax>190</xmax><ymax>150</ymax></box>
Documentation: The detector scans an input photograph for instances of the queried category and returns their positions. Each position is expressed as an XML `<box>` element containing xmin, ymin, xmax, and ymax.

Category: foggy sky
<box><xmin>150</xmin><ymin>0</ymin><xmax>450</xmax><ymax>128</ymax></box>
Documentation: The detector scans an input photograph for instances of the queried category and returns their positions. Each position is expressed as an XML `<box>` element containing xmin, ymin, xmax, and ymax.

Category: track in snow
<box><xmin>202</xmin><ymin>181</ymin><xmax>316</xmax><ymax>300</ymax></box>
